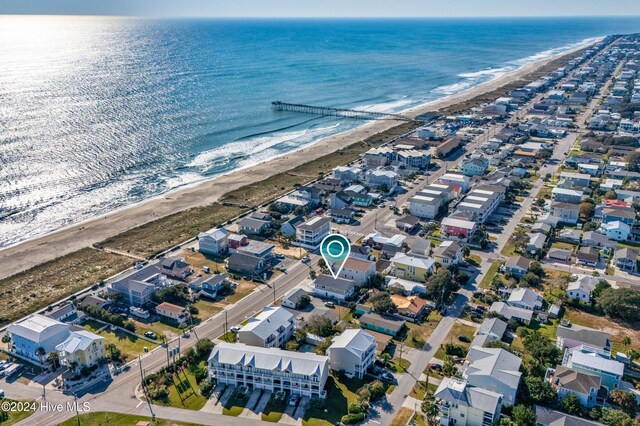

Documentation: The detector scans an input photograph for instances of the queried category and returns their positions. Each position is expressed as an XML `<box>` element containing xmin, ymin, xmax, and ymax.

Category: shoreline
<box><xmin>0</xmin><ymin>38</ymin><xmax>599</xmax><ymax>279</ymax></box>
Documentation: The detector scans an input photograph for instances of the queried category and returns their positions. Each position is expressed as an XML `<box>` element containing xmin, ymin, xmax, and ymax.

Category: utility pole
<box><xmin>74</xmin><ymin>393</ymin><xmax>81</xmax><ymax>426</ymax></box>
<box><xmin>138</xmin><ymin>356</ymin><xmax>156</xmax><ymax>421</ymax></box>
<box><xmin>224</xmin><ymin>310</ymin><xmax>228</xmax><ymax>340</ymax></box>
<box><xmin>399</xmin><ymin>341</ymin><xmax>404</xmax><ymax>371</ymax></box>
<box><xmin>273</xmin><ymin>280</ymin><xmax>277</xmax><ymax>305</ymax></box>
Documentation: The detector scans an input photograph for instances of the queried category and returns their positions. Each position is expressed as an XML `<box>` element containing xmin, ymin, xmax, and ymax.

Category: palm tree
<box><xmin>35</xmin><ymin>346</ymin><xmax>46</xmax><ymax>367</ymax></box>
<box><xmin>623</xmin><ymin>336</ymin><xmax>631</xmax><ymax>347</ymax></box>
<box><xmin>68</xmin><ymin>361</ymin><xmax>79</xmax><ymax>375</ymax></box>
<box><xmin>47</xmin><ymin>351</ymin><xmax>60</xmax><ymax>370</ymax></box>
<box><xmin>105</xmin><ymin>343</ymin><xmax>117</xmax><ymax>360</ymax></box>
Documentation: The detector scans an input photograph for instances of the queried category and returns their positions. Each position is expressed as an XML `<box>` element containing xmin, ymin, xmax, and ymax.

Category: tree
<box><xmin>591</xmin><ymin>280</ymin><xmax>611</xmax><ymax>299</ymax></box>
<box><xmin>627</xmin><ymin>348</ymin><xmax>639</xmax><ymax>362</ymax></box>
<box><xmin>195</xmin><ymin>338</ymin><xmax>215</xmax><ymax>358</ymax></box>
<box><xmin>36</xmin><ymin>346</ymin><xmax>46</xmax><ymax>367</ymax></box>
<box><xmin>596</xmin><ymin>288</ymin><xmax>640</xmax><ymax>322</ymax></box>
<box><xmin>520</xmin><ymin>272</ymin><xmax>541</xmax><ymax>287</ymax></box>
<box><xmin>47</xmin><ymin>351</ymin><xmax>60</xmax><ymax>370</ymax></box>
<box><xmin>579</xmin><ymin>202</ymin><xmax>595</xmax><ymax>220</ymax></box>
<box><xmin>490</xmin><ymin>275</ymin><xmax>504</xmax><ymax>292</ymax></box>
<box><xmin>421</xmin><ymin>393</ymin><xmax>439</xmax><ymax>426</ymax></box>
<box><xmin>306</xmin><ymin>315</ymin><xmax>334</xmax><ymax>337</ymax></box>
<box><xmin>528</xmin><ymin>261</ymin><xmax>544</xmax><ymax>277</ymax></box>
<box><xmin>626</xmin><ymin>151</ymin><xmax>640</xmax><ymax>172</ymax></box>
<box><xmin>562</xmin><ymin>393</ymin><xmax>583</xmax><ymax>416</ymax></box>
<box><xmin>105</xmin><ymin>343</ymin><xmax>121</xmax><ymax>362</ymax></box>
<box><xmin>599</xmin><ymin>408</ymin><xmax>635</xmax><ymax>426</ymax></box>
<box><xmin>523</xmin><ymin>331</ymin><xmax>560</xmax><ymax>367</ymax></box>
<box><xmin>296</xmin><ymin>294</ymin><xmax>311</xmax><ymax>310</ymax></box>
<box><xmin>441</xmin><ymin>355</ymin><xmax>457</xmax><ymax>377</ymax></box>
<box><xmin>610</xmin><ymin>390</ymin><xmax>639</xmax><ymax>417</ymax></box>
<box><xmin>426</xmin><ymin>270</ymin><xmax>454</xmax><ymax>308</ymax></box>
<box><xmin>462</xmin><ymin>245</ymin><xmax>471</xmax><ymax>258</ymax></box>
<box><xmin>511</xmin><ymin>228</ymin><xmax>530</xmax><ymax>253</ymax></box>
<box><xmin>370</xmin><ymin>292</ymin><xmax>397</xmax><ymax>315</ymax></box>
<box><xmin>511</xmin><ymin>405</ymin><xmax>536</xmax><ymax>426</ymax></box>
<box><xmin>603</xmin><ymin>190</ymin><xmax>617</xmax><ymax>200</ymax></box>
<box><xmin>309</xmin><ymin>270</ymin><xmax>317</xmax><ymax>280</ymax></box>
<box><xmin>315</xmin><ymin>337</ymin><xmax>332</xmax><ymax>355</ymax></box>
<box><xmin>622</xmin><ymin>336</ymin><xmax>631</xmax><ymax>347</ymax></box>
<box><xmin>523</xmin><ymin>376</ymin><xmax>556</xmax><ymax>405</ymax></box>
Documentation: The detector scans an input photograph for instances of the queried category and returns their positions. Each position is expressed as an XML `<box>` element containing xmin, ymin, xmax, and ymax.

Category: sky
<box><xmin>1</xmin><ymin>0</ymin><xmax>640</xmax><ymax>18</ymax></box>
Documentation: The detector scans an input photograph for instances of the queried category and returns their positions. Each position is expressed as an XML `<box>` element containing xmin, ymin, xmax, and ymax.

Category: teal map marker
<box><xmin>320</xmin><ymin>233</ymin><xmax>351</xmax><ymax>279</ymax></box>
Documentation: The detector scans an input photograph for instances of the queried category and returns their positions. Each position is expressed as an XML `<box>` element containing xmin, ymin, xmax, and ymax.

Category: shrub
<box><xmin>341</xmin><ymin>413</ymin><xmax>366</xmax><ymax>424</ymax></box>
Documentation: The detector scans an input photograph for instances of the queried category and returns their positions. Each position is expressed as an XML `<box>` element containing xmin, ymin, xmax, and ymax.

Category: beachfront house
<box><xmin>295</xmin><ymin>216</ymin><xmax>331</xmax><ymax>250</ymax></box>
<box><xmin>55</xmin><ymin>330</ymin><xmax>105</xmax><ymax>370</ymax></box>
<box><xmin>7</xmin><ymin>314</ymin><xmax>71</xmax><ymax>363</ymax></box>
<box><xmin>198</xmin><ymin>227</ymin><xmax>229</xmax><ymax>256</ymax></box>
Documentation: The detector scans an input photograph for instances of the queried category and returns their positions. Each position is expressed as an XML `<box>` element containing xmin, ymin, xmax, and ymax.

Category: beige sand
<box><xmin>0</xmin><ymin>40</ymin><xmax>596</xmax><ymax>280</ymax></box>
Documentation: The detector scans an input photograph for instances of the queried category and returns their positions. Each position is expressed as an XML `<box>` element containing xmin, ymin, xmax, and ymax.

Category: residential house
<box><xmin>548</xmin><ymin>248</ymin><xmax>573</xmax><ymax>263</ymax></box>
<box><xmin>237</xmin><ymin>306</ymin><xmax>295</xmax><ymax>349</ymax></box>
<box><xmin>281</xmin><ymin>288</ymin><xmax>310</xmax><ymax>310</ymax></box>
<box><xmin>238</xmin><ymin>212</ymin><xmax>272</xmax><ymax>235</ymax></box>
<box><xmin>155</xmin><ymin>302</ymin><xmax>191</xmax><ymax>325</ymax></box>
<box><xmin>532</xmin><ymin>221</ymin><xmax>553</xmax><ymax>234</ymax></box>
<box><xmin>406</xmin><ymin>193</ymin><xmax>444</xmax><ymax>219</ymax></box>
<box><xmin>463</xmin><ymin>347</ymin><xmax>522</xmax><ymax>406</ymax></box>
<box><xmin>437</xmin><ymin>173</ymin><xmax>470</xmax><ymax>194</ymax></box>
<box><xmin>551</xmin><ymin>187</ymin><xmax>583</xmax><ymax>204</ymax></box>
<box><xmin>327</xmin><ymin>329</ymin><xmax>377</xmax><ymax>379</ymax></box>
<box><xmin>489</xmin><ymin>302</ymin><xmax>533</xmax><ymax>324</ymax></box>
<box><xmin>228</xmin><ymin>233</ymin><xmax>249</xmax><ymax>251</ymax></box>
<box><xmin>365</xmin><ymin>169</ymin><xmax>398</xmax><ymax>192</ymax></box>
<box><xmin>386</xmin><ymin>277</ymin><xmax>427</xmax><ymax>296</ymax></box>
<box><xmin>461</xmin><ymin>157</ymin><xmax>489</xmax><ymax>176</ymax></box>
<box><xmin>440</xmin><ymin>217</ymin><xmax>478</xmax><ymax>241</ymax></box>
<box><xmin>614</xmin><ymin>247</ymin><xmax>638</xmax><ymax>272</ymax></box>
<box><xmin>313</xmin><ymin>275</ymin><xmax>356</xmax><ymax>301</ymax></box>
<box><xmin>507</xmin><ymin>288</ymin><xmax>543</xmax><ymax>311</ymax></box>
<box><xmin>330</xmin><ymin>208</ymin><xmax>354</xmax><ymax>224</ymax></box>
<box><xmin>578</xmin><ymin>163</ymin><xmax>600</xmax><ymax>176</ymax></box>
<box><xmin>295</xmin><ymin>216</ymin><xmax>331</xmax><ymax>250</ymax></box>
<box><xmin>280</xmin><ymin>216</ymin><xmax>304</xmax><ymax>238</ymax></box>
<box><xmin>334</xmin><ymin>165</ymin><xmax>362</xmax><ymax>184</ymax></box>
<box><xmin>389</xmin><ymin>253</ymin><xmax>434</xmax><ymax>281</ymax></box>
<box><xmin>395</xmin><ymin>215</ymin><xmax>421</xmax><ymax>232</ymax></box>
<box><xmin>226</xmin><ymin>252</ymin><xmax>269</xmax><ymax>277</ymax></box>
<box><xmin>208</xmin><ymin>343</ymin><xmax>329</xmax><ymax>398</ymax></box>
<box><xmin>7</xmin><ymin>314</ymin><xmax>70</xmax><ymax>363</ymax></box>
<box><xmin>535</xmin><ymin>406</ymin><xmax>602</xmax><ymax>426</ymax></box>
<box><xmin>396</xmin><ymin>149</ymin><xmax>431</xmax><ymax>169</ymax></box>
<box><xmin>350</xmin><ymin>244</ymin><xmax>374</xmax><ymax>261</ymax></box>
<box><xmin>562</xmin><ymin>345</ymin><xmax>624</xmax><ymax>391</ymax></box>
<box><xmin>432</xmin><ymin>241</ymin><xmax>463</xmax><ymax>268</ymax></box>
<box><xmin>189</xmin><ymin>274</ymin><xmax>229</xmax><ymax>300</ymax></box>
<box><xmin>390</xmin><ymin>294</ymin><xmax>428</xmax><ymax>321</ymax></box>
<box><xmin>582</xmin><ymin>231</ymin><xmax>617</xmax><ymax>250</ymax></box>
<box><xmin>55</xmin><ymin>330</ymin><xmax>105</xmax><ymax>369</ymax></box>
<box><xmin>46</xmin><ymin>303</ymin><xmax>79</xmax><ymax>324</ymax></box>
<box><xmin>559</xmin><ymin>172</ymin><xmax>591</xmax><ymax>187</ymax></box>
<box><xmin>600</xmin><ymin>206</ymin><xmax>636</xmax><ymax>226</ymax></box>
<box><xmin>547</xmin><ymin>366</ymin><xmax>602</xmax><ymax>408</ymax></box>
<box><xmin>505</xmin><ymin>256</ymin><xmax>531</xmax><ymax>278</ymax></box>
<box><xmin>434</xmin><ymin>377</ymin><xmax>502</xmax><ymax>426</ymax></box>
<box><xmin>78</xmin><ymin>295</ymin><xmax>111</xmax><ymax>311</ymax></box>
<box><xmin>110</xmin><ymin>279</ymin><xmax>155</xmax><ymax>307</ymax></box>
<box><xmin>359</xmin><ymin>313</ymin><xmax>405</xmax><ymax>337</ymax></box>
<box><xmin>559</xmin><ymin>229</ymin><xmax>581</xmax><ymax>244</ymax></box>
<box><xmin>435</xmin><ymin>137</ymin><xmax>462</xmax><ymax>158</ymax></box>
<box><xmin>566</xmin><ymin>275</ymin><xmax>599</xmax><ymax>302</ymax></box>
<box><xmin>576</xmin><ymin>246</ymin><xmax>599</xmax><ymax>267</ymax></box>
<box><xmin>338</xmin><ymin>257</ymin><xmax>376</xmax><ymax>286</ymax></box>
<box><xmin>550</xmin><ymin>202</ymin><xmax>580</xmax><ymax>225</ymax></box>
<box><xmin>237</xmin><ymin>241</ymin><xmax>275</xmax><ymax>259</ymax></box>
<box><xmin>526</xmin><ymin>232</ymin><xmax>547</xmax><ymax>254</ymax></box>
<box><xmin>198</xmin><ymin>227</ymin><xmax>229</xmax><ymax>256</ymax></box>
<box><xmin>472</xmin><ymin>318</ymin><xmax>507</xmax><ymax>348</ymax></box>
<box><xmin>556</xmin><ymin>324</ymin><xmax>611</xmax><ymax>352</ymax></box>
<box><xmin>599</xmin><ymin>221</ymin><xmax>631</xmax><ymax>241</ymax></box>
<box><xmin>160</xmin><ymin>257</ymin><xmax>191</xmax><ymax>280</ymax></box>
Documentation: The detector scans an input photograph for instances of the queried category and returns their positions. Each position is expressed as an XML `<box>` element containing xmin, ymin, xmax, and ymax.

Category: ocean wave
<box><xmin>458</xmin><ymin>66</ymin><xmax>512</xmax><ymax>79</ymax></box>
<box><xmin>512</xmin><ymin>36</ymin><xmax>602</xmax><ymax>66</ymax></box>
<box><xmin>355</xmin><ymin>98</ymin><xmax>415</xmax><ymax>113</ymax></box>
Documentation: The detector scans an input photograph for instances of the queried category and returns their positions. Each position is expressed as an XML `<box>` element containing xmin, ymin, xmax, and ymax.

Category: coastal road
<box><xmin>11</xmin><ymin>258</ymin><xmax>318</xmax><ymax>426</ymax></box>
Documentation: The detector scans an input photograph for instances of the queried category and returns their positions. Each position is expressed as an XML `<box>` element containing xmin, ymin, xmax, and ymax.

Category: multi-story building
<box><xmin>327</xmin><ymin>329</ymin><xmax>376</xmax><ymax>379</ymax></box>
<box><xmin>434</xmin><ymin>377</ymin><xmax>502</xmax><ymax>426</ymax></box>
<box><xmin>551</xmin><ymin>202</ymin><xmax>580</xmax><ymax>225</ymax></box>
<box><xmin>237</xmin><ymin>306</ymin><xmax>295</xmax><ymax>349</ymax></box>
<box><xmin>7</xmin><ymin>314</ymin><xmax>70</xmax><ymax>363</ymax></box>
<box><xmin>389</xmin><ymin>253</ymin><xmax>434</xmax><ymax>282</ymax></box>
<box><xmin>55</xmin><ymin>330</ymin><xmax>105</xmax><ymax>369</ymax></box>
<box><xmin>312</xmin><ymin>275</ymin><xmax>357</xmax><ymax>301</ymax></box>
<box><xmin>547</xmin><ymin>366</ymin><xmax>602</xmax><ymax>408</ymax></box>
<box><xmin>295</xmin><ymin>216</ymin><xmax>331</xmax><ymax>250</ymax></box>
<box><xmin>338</xmin><ymin>257</ymin><xmax>376</xmax><ymax>285</ymax></box>
<box><xmin>440</xmin><ymin>217</ymin><xmax>478</xmax><ymax>241</ymax></box>
<box><xmin>208</xmin><ymin>342</ymin><xmax>329</xmax><ymax>398</ymax></box>
<box><xmin>562</xmin><ymin>345</ymin><xmax>624</xmax><ymax>391</ymax></box>
<box><xmin>462</xmin><ymin>347</ymin><xmax>522</xmax><ymax>406</ymax></box>
<box><xmin>197</xmin><ymin>227</ymin><xmax>229</xmax><ymax>256</ymax></box>
<box><xmin>406</xmin><ymin>193</ymin><xmax>444</xmax><ymax>219</ymax></box>
<box><xmin>155</xmin><ymin>302</ymin><xmax>191</xmax><ymax>325</ymax></box>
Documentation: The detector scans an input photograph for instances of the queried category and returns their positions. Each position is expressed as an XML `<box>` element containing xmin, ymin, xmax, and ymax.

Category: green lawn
<box><xmin>162</xmin><ymin>363</ymin><xmax>208</xmax><ymax>410</ymax></box>
<box><xmin>261</xmin><ymin>392</ymin><xmax>287</xmax><ymax>422</ymax></box>
<box><xmin>404</xmin><ymin>311</ymin><xmax>442</xmax><ymax>349</ymax></box>
<box><xmin>500</xmin><ymin>238</ymin><xmax>517</xmax><ymax>257</ymax></box>
<box><xmin>95</xmin><ymin>327</ymin><xmax>157</xmax><ymax>361</ymax></box>
<box><xmin>551</xmin><ymin>241</ymin><xmax>577</xmax><ymax>251</ymax></box>
<box><xmin>58</xmin><ymin>412</ymin><xmax>202</xmax><ymax>426</ymax></box>
<box><xmin>0</xmin><ymin>400</ymin><xmax>37</xmax><ymax>426</ymax></box>
<box><xmin>409</xmin><ymin>381</ymin><xmax>438</xmax><ymax>400</ymax></box>
<box><xmin>478</xmin><ymin>260</ymin><xmax>504</xmax><ymax>289</ymax></box>
<box><xmin>467</xmin><ymin>254</ymin><xmax>482</xmax><ymax>267</ymax></box>
<box><xmin>82</xmin><ymin>319</ymin><xmax>106</xmax><ymax>333</ymax></box>
<box><xmin>434</xmin><ymin>322</ymin><xmax>477</xmax><ymax>359</ymax></box>
<box><xmin>223</xmin><ymin>389</ymin><xmax>249</xmax><ymax>416</ymax></box>
<box><xmin>391</xmin><ymin>357</ymin><xmax>412</xmax><ymax>373</ymax></box>
<box><xmin>130</xmin><ymin>318</ymin><xmax>182</xmax><ymax>342</ymax></box>
<box><xmin>193</xmin><ymin>299</ymin><xmax>223</xmax><ymax>320</ymax></box>
<box><xmin>302</xmin><ymin>376</ymin><xmax>363</xmax><ymax>426</ymax></box>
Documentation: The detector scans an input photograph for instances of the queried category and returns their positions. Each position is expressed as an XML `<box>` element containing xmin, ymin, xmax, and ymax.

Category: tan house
<box><xmin>155</xmin><ymin>302</ymin><xmax>191</xmax><ymax>324</ymax></box>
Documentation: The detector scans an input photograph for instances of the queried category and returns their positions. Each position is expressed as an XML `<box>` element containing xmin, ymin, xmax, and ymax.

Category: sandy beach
<box><xmin>0</xmin><ymin>40</ymin><xmax>597</xmax><ymax>280</ymax></box>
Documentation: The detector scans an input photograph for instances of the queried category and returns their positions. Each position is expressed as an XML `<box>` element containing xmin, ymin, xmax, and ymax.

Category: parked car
<box><xmin>230</xmin><ymin>326</ymin><xmax>241</xmax><ymax>333</ymax></box>
<box><xmin>144</xmin><ymin>331</ymin><xmax>157</xmax><ymax>340</ymax></box>
<box><xmin>381</xmin><ymin>372</ymin><xmax>394</xmax><ymax>381</ymax></box>
<box><xmin>458</xmin><ymin>336</ymin><xmax>471</xmax><ymax>343</ymax></box>
<box><xmin>289</xmin><ymin>394</ymin><xmax>299</xmax><ymax>406</ymax></box>
<box><xmin>324</xmin><ymin>301</ymin><xmax>335</xmax><ymax>308</ymax></box>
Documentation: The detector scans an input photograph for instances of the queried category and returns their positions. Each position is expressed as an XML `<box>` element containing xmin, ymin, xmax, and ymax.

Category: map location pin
<box><xmin>320</xmin><ymin>233</ymin><xmax>351</xmax><ymax>279</ymax></box>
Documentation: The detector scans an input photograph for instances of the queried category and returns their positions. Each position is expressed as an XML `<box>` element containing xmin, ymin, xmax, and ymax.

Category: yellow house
<box><xmin>389</xmin><ymin>253</ymin><xmax>435</xmax><ymax>282</ymax></box>
<box><xmin>56</xmin><ymin>330</ymin><xmax>105</xmax><ymax>369</ymax></box>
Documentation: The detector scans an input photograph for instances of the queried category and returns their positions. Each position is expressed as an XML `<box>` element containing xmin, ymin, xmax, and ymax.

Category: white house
<box><xmin>548</xmin><ymin>366</ymin><xmax>602</xmax><ymax>408</ymax></box>
<box><xmin>208</xmin><ymin>342</ymin><xmax>329</xmax><ymax>398</ymax></box>
<box><xmin>155</xmin><ymin>302</ymin><xmax>191</xmax><ymax>325</ymax></box>
<box><xmin>295</xmin><ymin>216</ymin><xmax>331</xmax><ymax>250</ymax></box>
<box><xmin>507</xmin><ymin>288</ymin><xmax>543</xmax><ymax>311</ymax></box>
<box><xmin>280</xmin><ymin>288</ymin><xmax>309</xmax><ymax>310</ymax></box>
<box><xmin>198</xmin><ymin>227</ymin><xmax>229</xmax><ymax>256</ymax></box>
<box><xmin>599</xmin><ymin>221</ymin><xmax>631</xmax><ymax>241</ymax></box>
<box><xmin>406</xmin><ymin>194</ymin><xmax>443</xmax><ymax>219</ymax></box>
<box><xmin>327</xmin><ymin>329</ymin><xmax>376</xmax><ymax>379</ymax></box>
<box><xmin>566</xmin><ymin>275</ymin><xmax>599</xmax><ymax>302</ymax></box>
<box><xmin>463</xmin><ymin>347</ymin><xmax>522</xmax><ymax>406</ymax></box>
<box><xmin>312</xmin><ymin>275</ymin><xmax>357</xmax><ymax>301</ymax></box>
<box><xmin>434</xmin><ymin>377</ymin><xmax>502</xmax><ymax>426</ymax></box>
<box><xmin>237</xmin><ymin>306</ymin><xmax>295</xmax><ymax>349</ymax></box>
<box><xmin>337</xmin><ymin>257</ymin><xmax>376</xmax><ymax>285</ymax></box>
<box><xmin>562</xmin><ymin>345</ymin><xmax>624</xmax><ymax>391</ymax></box>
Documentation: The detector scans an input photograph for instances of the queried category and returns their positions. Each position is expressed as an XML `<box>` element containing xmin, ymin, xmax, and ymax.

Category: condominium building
<box><xmin>327</xmin><ymin>329</ymin><xmax>376</xmax><ymax>379</ymax></box>
<box><xmin>208</xmin><ymin>342</ymin><xmax>329</xmax><ymax>398</ymax></box>
<box><xmin>295</xmin><ymin>216</ymin><xmax>331</xmax><ymax>250</ymax></box>
<box><xmin>237</xmin><ymin>306</ymin><xmax>295</xmax><ymax>349</ymax></box>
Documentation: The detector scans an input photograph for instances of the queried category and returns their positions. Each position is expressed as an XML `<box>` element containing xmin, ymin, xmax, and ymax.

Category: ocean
<box><xmin>1</xmin><ymin>16</ymin><xmax>639</xmax><ymax>247</ymax></box>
